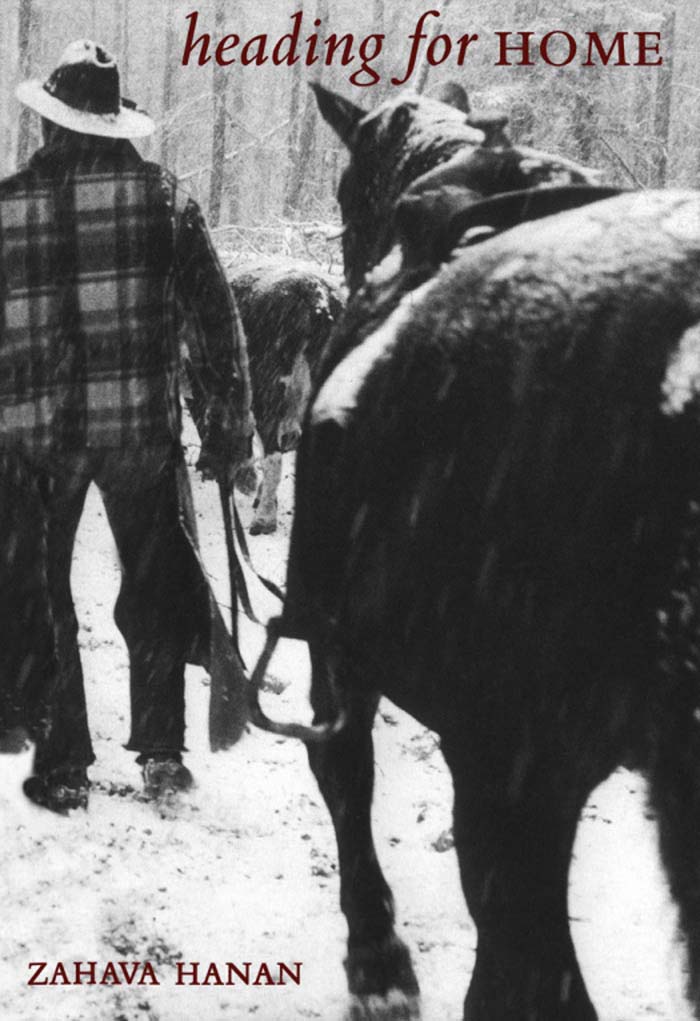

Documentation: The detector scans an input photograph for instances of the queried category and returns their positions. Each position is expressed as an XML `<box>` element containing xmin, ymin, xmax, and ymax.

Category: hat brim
<box><xmin>16</xmin><ymin>80</ymin><xmax>155</xmax><ymax>139</ymax></box>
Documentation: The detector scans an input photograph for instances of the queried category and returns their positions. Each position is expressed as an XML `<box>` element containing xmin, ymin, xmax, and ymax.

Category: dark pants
<box><xmin>1</xmin><ymin>443</ymin><xmax>209</xmax><ymax>776</ymax></box>
<box><xmin>0</xmin><ymin>451</ymin><xmax>55</xmax><ymax>751</ymax></box>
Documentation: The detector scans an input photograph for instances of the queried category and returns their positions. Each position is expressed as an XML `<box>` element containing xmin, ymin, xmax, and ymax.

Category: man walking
<box><xmin>1</xmin><ymin>40</ymin><xmax>253</xmax><ymax>812</ymax></box>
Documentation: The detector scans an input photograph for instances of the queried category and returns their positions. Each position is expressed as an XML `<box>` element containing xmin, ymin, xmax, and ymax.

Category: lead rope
<box><xmin>218</xmin><ymin>483</ymin><xmax>285</xmax><ymax>628</ymax></box>
<box><xmin>219</xmin><ymin>488</ymin><xmax>347</xmax><ymax>742</ymax></box>
<box><xmin>248</xmin><ymin>614</ymin><xmax>347</xmax><ymax>743</ymax></box>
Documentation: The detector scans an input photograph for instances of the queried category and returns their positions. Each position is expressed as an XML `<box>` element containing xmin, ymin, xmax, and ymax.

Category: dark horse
<box><xmin>229</xmin><ymin>261</ymin><xmax>345</xmax><ymax>534</ymax></box>
<box><xmin>267</xmin><ymin>86</ymin><xmax>700</xmax><ymax>1020</ymax></box>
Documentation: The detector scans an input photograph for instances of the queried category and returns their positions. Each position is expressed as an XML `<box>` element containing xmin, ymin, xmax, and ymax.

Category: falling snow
<box><xmin>0</xmin><ymin>451</ymin><xmax>694</xmax><ymax>1021</ymax></box>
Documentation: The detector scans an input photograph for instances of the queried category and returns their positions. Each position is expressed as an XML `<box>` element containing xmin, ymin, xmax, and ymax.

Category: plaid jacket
<box><xmin>0</xmin><ymin>136</ymin><xmax>250</xmax><ymax>454</ymax></box>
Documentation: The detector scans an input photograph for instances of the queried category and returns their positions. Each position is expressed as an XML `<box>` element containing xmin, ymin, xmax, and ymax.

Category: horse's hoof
<box><xmin>345</xmin><ymin>936</ymin><xmax>420</xmax><ymax>1015</ymax></box>
<box><xmin>345</xmin><ymin>990</ymin><xmax>421</xmax><ymax>1020</ymax></box>
<box><xmin>250</xmin><ymin>517</ymin><xmax>277</xmax><ymax>535</ymax></box>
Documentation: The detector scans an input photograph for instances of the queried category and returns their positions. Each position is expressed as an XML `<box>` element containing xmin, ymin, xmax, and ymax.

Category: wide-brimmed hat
<box><xmin>16</xmin><ymin>39</ymin><xmax>154</xmax><ymax>139</ymax></box>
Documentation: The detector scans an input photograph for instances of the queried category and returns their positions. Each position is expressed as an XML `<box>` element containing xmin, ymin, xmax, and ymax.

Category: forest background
<box><xmin>4</xmin><ymin>0</ymin><xmax>693</xmax><ymax>266</ymax></box>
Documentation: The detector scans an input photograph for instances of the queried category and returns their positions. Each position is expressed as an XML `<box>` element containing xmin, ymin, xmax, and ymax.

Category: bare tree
<box><xmin>651</xmin><ymin>7</ymin><xmax>675</xmax><ymax>186</ymax></box>
<box><xmin>160</xmin><ymin>0</ymin><xmax>178</xmax><ymax>168</ymax></box>
<box><xmin>17</xmin><ymin>0</ymin><xmax>40</xmax><ymax>166</ymax></box>
<box><xmin>283</xmin><ymin>15</ymin><xmax>303</xmax><ymax>219</ymax></box>
<box><xmin>7</xmin><ymin>0</ymin><xmax>696</xmax><ymax>237</ymax></box>
<box><xmin>224</xmin><ymin>7</ymin><xmax>245</xmax><ymax>224</ymax></box>
<box><xmin>415</xmin><ymin>0</ymin><xmax>455</xmax><ymax>94</ymax></box>
<box><xmin>283</xmin><ymin>80</ymin><xmax>303</xmax><ymax>210</ymax></box>
<box><xmin>115</xmin><ymin>0</ymin><xmax>130</xmax><ymax>88</ymax></box>
<box><xmin>570</xmin><ymin>90</ymin><xmax>596</xmax><ymax>165</ymax></box>
<box><xmin>371</xmin><ymin>0</ymin><xmax>388</xmax><ymax>99</ymax></box>
<box><xmin>284</xmin><ymin>0</ymin><xmax>329</xmax><ymax>216</ymax></box>
<box><xmin>208</xmin><ymin>0</ymin><xmax>227</xmax><ymax>226</ymax></box>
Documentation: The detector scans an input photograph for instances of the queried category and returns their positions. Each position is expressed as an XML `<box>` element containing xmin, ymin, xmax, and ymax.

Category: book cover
<box><xmin>0</xmin><ymin>1</ymin><xmax>695</xmax><ymax>1019</ymax></box>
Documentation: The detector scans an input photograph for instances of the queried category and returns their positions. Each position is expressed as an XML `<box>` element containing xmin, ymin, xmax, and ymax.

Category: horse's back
<box><xmin>286</xmin><ymin>188</ymin><xmax>700</xmax><ymax>737</ymax></box>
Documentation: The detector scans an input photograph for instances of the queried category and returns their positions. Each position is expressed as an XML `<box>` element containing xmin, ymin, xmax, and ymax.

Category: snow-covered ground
<box><xmin>0</xmin><ymin>453</ymin><xmax>694</xmax><ymax>1021</ymax></box>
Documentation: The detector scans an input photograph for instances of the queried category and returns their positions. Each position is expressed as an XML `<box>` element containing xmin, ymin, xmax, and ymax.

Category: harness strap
<box><xmin>446</xmin><ymin>184</ymin><xmax>624</xmax><ymax>258</ymax></box>
<box><xmin>220</xmin><ymin>486</ymin><xmax>285</xmax><ymax>626</ymax></box>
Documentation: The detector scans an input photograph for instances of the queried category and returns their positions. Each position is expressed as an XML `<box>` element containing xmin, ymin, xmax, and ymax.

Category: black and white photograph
<box><xmin>0</xmin><ymin>1</ymin><xmax>698</xmax><ymax>1019</ymax></box>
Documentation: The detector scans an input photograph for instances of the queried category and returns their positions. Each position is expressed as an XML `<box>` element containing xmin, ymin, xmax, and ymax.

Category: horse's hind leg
<box><xmin>650</xmin><ymin>699</ymin><xmax>700</xmax><ymax>1015</ymax></box>
<box><xmin>250</xmin><ymin>452</ymin><xmax>282</xmax><ymax>535</ymax></box>
<box><xmin>307</xmin><ymin>644</ymin><xmax>420</xmax><ymax>1018</ymax></box>
<box><xmin>442</xmin><ymin>738</ymin><xmax>597</xmax><ymax>1021</ymax></box>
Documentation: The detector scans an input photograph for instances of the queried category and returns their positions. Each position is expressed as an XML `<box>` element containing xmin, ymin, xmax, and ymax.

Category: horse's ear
<box><xmin>311</xmin><ymin>84</ymin><xmax>364</xmax><ymax>148</ymax></box>
<box><xmin>432</xmin><ymin>80</ymin><xmax>471</xmax><ymax>115</ymax></box>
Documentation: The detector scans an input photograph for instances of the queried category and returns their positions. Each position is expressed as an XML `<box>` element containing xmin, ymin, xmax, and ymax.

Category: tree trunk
<box><xmin>651</xmin><ymin>8</ymin><xmax>675</xmax><ymax>187</ymax></box>
<box><xmin>225</xmin><ymin>97</ymin><xmax>243</xmax><ymax>224</ymax></box>
<box><xmin>513</xmin><ymin>0</ymin><xmax>532</xmax><ymax>19</ymax></box>
<box><xmin>160</xmin><ymin>0</ymin><xmax>178</xmax><ymax>169</ymax></box>
<box><xmin>224</xmin><ymin>1</ymin><xmax>244</xmax><ymax>225</ymax></box>
<box><xmin>208</xmin><ymin>0</ymin><xmax>227</xmax><ymax>227</ymax></box>
<box><xmin>571</xmin><ymin>92</ymin><xmax>596</xmax><ymax>165</ymax></box>
<box><xmin>17</xmin><ymin>0</ymin><xmax>39</xmax><ymax>166</ymax></box>
<box><xmin>415</xmin><ymin>0</ymin><xmax>455</xmax><ymax>94</ymax></box>
<box><xmin>282</xmin><ymin>0</ymin><xmax>304</xmax><ymax>218</ymax></box>
<box><xmin>284</xmin><ymin>93</ymin><xmax>316</xmax><ymax>218</ymax></box>
<box><xmin>633</xmin><ymin>63</ymin><xmax>654</xmax><ymax>187</ymax></box>
<box><xmin>371</xmin><ymin>0</ymin><xmax>388</xmax><ymax>99</ymax></box>
<box><xmin>284</xmin><ymin>0</ymin><xmax>329</xmax><ymax>216</ymax></box>
<box><xmin>667</xmin><ymin>0</ymin><xmax>700</xmax><ymax>186</ymax></box>
<box><xmin>282</xmin><ymin>63</ymin><xmax>303</xmax><ymax>217</ymax></box>
<box><xmin>115</xmin><ymin>0</ymin><xmax>130</xmax><ymax>90</ymax></box>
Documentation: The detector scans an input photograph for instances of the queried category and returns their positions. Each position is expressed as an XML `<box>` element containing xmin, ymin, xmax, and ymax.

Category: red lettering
<box><xmin>351</xmin><ymin>35</ymin><xmax>384</xmax><ymax>87</ymax></box>
<box><xmin>584</xmin><ymin>32</ymin><xmax>629</xmax><ymax>66</ymax></box>
<box><xmin>74</xmin><ymin>961</ymin><xmax>97</xmax><ymax>984</ymax></box>
<box><xmin>324</xmin><ymin>33</ymin><xmax>354</xmax><ymax>67</ymax></box>
<box><xmin>495</xmin><ymin>31</ymin><xmax>534</xmax><ymax>66</ymax></box>
<box><xmin>118</xmin><ymin>962</ymin><xmax>140</xmax><ymax>984</ymax></box>
<box><xmin>254</xmin><ymin>962</ymin><xmax>274</xmax><ymax>986</ymax></box>
<box><xmin>181</xmin><ymin>11</ymin><xmax>210</xmax><ymax>66</ymax></box>
<box><xmin>226</xmin><ymin>962</ymin><xmax>251</xmax><ymax>984</ymax></box>
<box><xmin>50</xmin><ymin>962</ymin><xmax>70</xmax><ymax>985</ymax></box>
<box><xmin>138</xmin><ymin>962</ymin><xmax>160</xmax><ymax>985</ymax></box>
<box><xmin>202</xmin><ymin>962</ymin><xmax>224</xmax><ymax>986</ymax></box>
<box><xmin>636</xmin><ymin>31</ymin><xmax>662</xmax><ymax>66</ymax></box>
<box><xmin>391</xmin><ymin>10</ymin><xmax>440</xmax><ymax>86</ymax></box>
<box><xmin>271</xmin><ymin>12</ymin><xmax>303</xmax><ymax>65</ymax></box>
<box><xmin>427</xmin><ymin>34</ymin><xmax>452</xmax><ymax>66</ymax></box>
<box><xmin>99</xmin><ymin>962</ymin><xmax>120</xmax><ymax>985</ymax></box>
<box><xmin>176</xmin><ymin>961</ymin><xmax>200</xmax><ymax>985</ymax></box>
<box><xmin>540</xmin><ymin>31</ymin><xmax>577</xmax><ymax>66</ymax></box>
<box><xmin>215</xmin><ymin>33</ymin><xmax>240</xmax><ymax>65</ymax></box>
<box><xmin>456</xmin><ymin>33</ymin><xmax>479</xmax><ymax>64</ymax></box>
<box><xmin>278</xmin><ymin>962</ymin><xmax>303</xmax><ymax>985</ymax></box>
<box><xmin>241</xmin><ymin>34</ymin><xmax>267</xmax><ymax>65</ymax></box>
<box><xmin>305</xmin><ymin>20</ymin><xmax>322</xmax><ymax>66</ymax></box>
<box><xmin>27</xmin><ymin>962</ymin><xmax>47</xmax><ymax>986</ymax></box>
